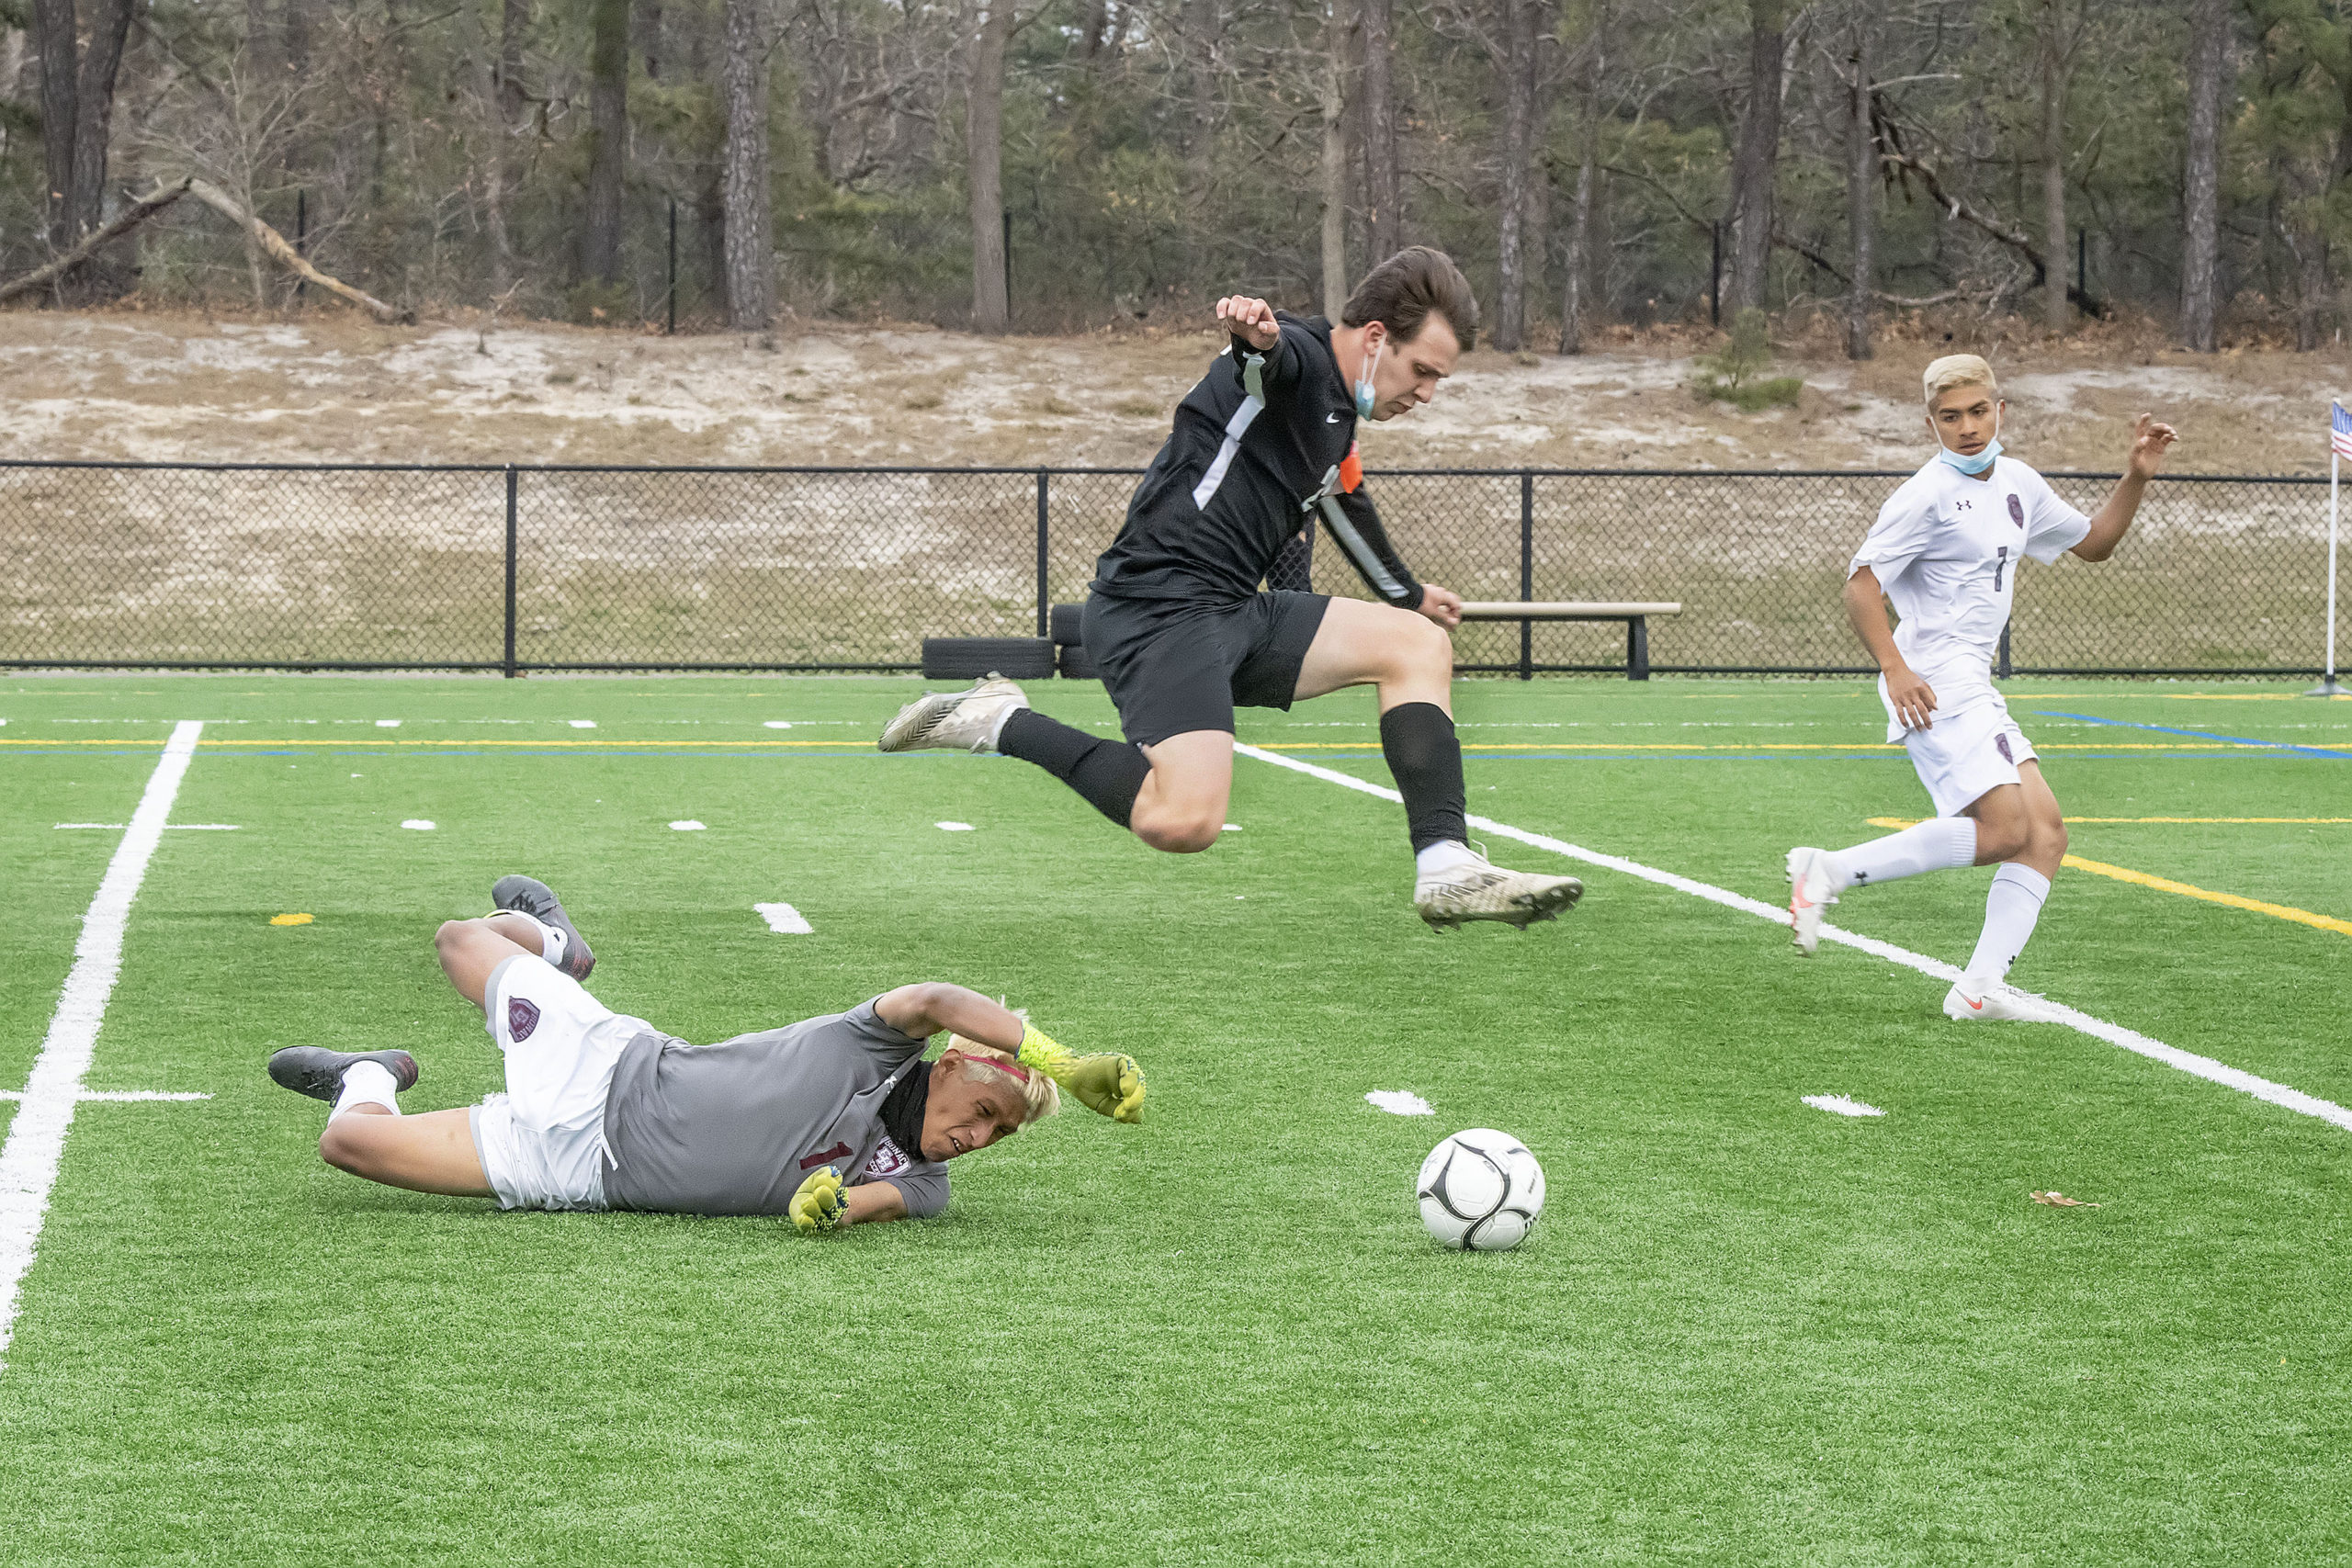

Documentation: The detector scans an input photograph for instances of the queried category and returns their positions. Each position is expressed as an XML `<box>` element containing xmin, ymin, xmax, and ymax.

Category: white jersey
<box><xmin>1849</xmin><ymin>455</ymin><xmax>2090</xmax><ymax>680</ymax></box>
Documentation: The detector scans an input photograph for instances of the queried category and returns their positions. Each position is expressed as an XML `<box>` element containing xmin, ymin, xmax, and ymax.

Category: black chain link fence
<box><xmin>0</xmin><ymin>461</ymin><xmax>2339</xmax><ymax>676</ymax></box>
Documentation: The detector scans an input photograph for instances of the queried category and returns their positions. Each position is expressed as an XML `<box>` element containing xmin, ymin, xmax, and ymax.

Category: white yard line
<box><xmin>1235</xmin><ymin>742</ymin><xmax>2352</xmax><ymax>1135</ymax></box>
<box><xmin>0</xmin><ymin>719</ymin><xmax>202</xmax><ymax>1371</ymax></box>
<box><xmin>0</xmin><ymin>1091</ymin><xmax>211</xmax><ymax>1103</ymax></box>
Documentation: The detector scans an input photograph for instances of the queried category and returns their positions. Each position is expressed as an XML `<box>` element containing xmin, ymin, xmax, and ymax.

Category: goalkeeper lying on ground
<box><xmin>264</xmin><ymin>874</ymin><xmax>1143</xmax><ymax>1231</ymax></box>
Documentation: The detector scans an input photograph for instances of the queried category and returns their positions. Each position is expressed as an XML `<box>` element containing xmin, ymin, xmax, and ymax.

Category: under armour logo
<box><xmin>1953</xmin><ymin>499</ymin><xmax>1973</xmax><ymax>512</ymax></box>
<box><xmin>507</xmin><ymin>997</ymin><xmax>540</xmax><ymax>1042</ymax></box>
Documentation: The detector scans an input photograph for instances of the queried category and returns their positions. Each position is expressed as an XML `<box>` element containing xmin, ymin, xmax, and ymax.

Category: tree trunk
<box><xmin>499</xmin><ymin>0</ymin><xmax>530</xmax><ymax>122</ymax></box>
<box><xmin>2038</xmin><ymin>0</ymin><xmax>2068</xmax><ymax>333</ymax></box>
<box><xmin>1360</xmin><ymin>0</ymin><xmax>1399</xmax><ymax>259</ymax></box>
<box><xmin>1844</xmin><ymin>7</ymin><xmax>1872</xmax><ymax>360</ymax></box>
<box><xmin>458</xmin><ymin>0</ymin><xmax>514</xmax><ymax>295</ymax></box>
<box><xmin>2179</xmin><ymin>0</ymin><xmax>2226</xmax><ymax>351</ymax></box>
<box><xmin>966</xmin><ymin>0</ymin><xmax>1012</xmax><ymax>333</ymax></box>
<box><xmin>1492</xmin><ymin>0</ymin><xmax>1536</xmax><ymax>351</ymax></box>
<box><xmin>1559</xmin><ymin>1</ymin><xmax>1603</xmax><ymax>355</ymax></box>
<box><xmin>31</xmin><ymin>0</ymin><xmax>76</xmax><ymax>252</ymax></box>
<box><xmin>721</xmin><ymin>0</ymin><xmax>774</xmax><ymax>330</ymax></box>
<box><xmin>64</xmin><ymin>0</ymin><xmax>134</xmax><ymax>293</ymax></box>
<box><xmin>1080</xmin><ymin>0</ymin><xmax>1113</xmax><ymax>59</ymax></box>
<box><xmin>1319</xmin><ymin>0</ymin><xmax>1350</xmax><ymax>318</ymax></box>
<box><xmin>582</xmin><ymin>0</ymin><xmax>629</xmax><ymax>286</ymax></box>
<box><xmin>639</xmin><ymin>0</ymin><xmax>662</xmax><ymax>78</ymax></box>
<box><xmin>1722</xmin><ymin>0</ymin><xmax>1785</xmax><ymax>315</ymax></box>
<box><xmin>1184</xmin><ymin>0</ymin><xmax>1216</xmax><ymax>196</ymax></box>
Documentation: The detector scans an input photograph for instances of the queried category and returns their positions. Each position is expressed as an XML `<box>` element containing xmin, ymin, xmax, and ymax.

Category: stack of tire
<box><xmin>918</xmin><ymin>603</ymin><xmax>1095</xmax><ymax>681</ymax></box>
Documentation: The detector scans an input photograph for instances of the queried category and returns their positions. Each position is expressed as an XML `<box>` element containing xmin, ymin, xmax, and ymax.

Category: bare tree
<box><xmin>1558</xmin><ymin>0</ymin><xmax>1603</xmax><ymax>355</ymax></box>
<box><xmin>1722</xmin><ymin>0</ymin><xmax>1786</xmax><ymax>315</ymax></box>
<box><xmin>1320</xmin><ymin>0</ymin><xmax>1351</xmax><ymax>316</ymax></box>
<box><xmin>497</xmin><ymin>0</ymin><xmax>530</xmax><ymax>122</ymax></box>
<box><xmin>1844</xmin><ymin>6</ymin><xmax>1872</xmax><ymax>360</ymax></box>
<box><xmin>456</xmin><ymin>0</ymin><xmax>515</xmax><ymax>295</ymax></box>
<box><xmin>2179</xmin><ymin>0</ymin><xmax>2227</xmax><ymax>351</ymax></box>
<box><xmin>32</xmin><ymin>0</ymin><xmax>77</xmax><ymax>250</ymax></box>
<box><xmin>2037</xmin><ymin>0</ymin><xmax>2068</xmax><ymax>333</ymax></box>
<box><xmin>1491</xmin><ymin>0</ymin><xmax>1538</xmax><ymax>350</ymax></box>
<box><xmin>582</xmin><ymin>0</ymin><xmax>629</xmax><ymax>286</ymax></box>
<box><xmin>1185</xmin><ymin>0</ymin><xmax>1217</xmax><ymax>195</ymax></box>
<box><xmin>967</xmin><ymin>0</ymin><xmax>1012</xmax><ymax>333</ymax></box>
<box><xmin>721</xmin><ymin>0</ymin><xmax>775</xmax><ymax>328</ymax></box>
<box><xmin>1361</xmin><ymin>0</ymin><xmax>1399</xmax><ymax>258</ymax></box>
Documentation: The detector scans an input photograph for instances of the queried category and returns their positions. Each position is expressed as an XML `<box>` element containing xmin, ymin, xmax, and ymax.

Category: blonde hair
<box><xmin>1923</xmin><ymin>354</ymin><xmax>1998</xmax><ymax>407</ymax></box>
<box><xmin>944</xmin><ymin>1036</ymin><xmax>1060</xmax><ymax>1124</ymax></box>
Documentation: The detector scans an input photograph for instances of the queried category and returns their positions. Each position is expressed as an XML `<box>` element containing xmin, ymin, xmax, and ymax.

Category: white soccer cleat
<box><xmin>1415</xmin><ymin>850</ymin><xmax>1583</xmax><ymax>931</ymax></box>
<box><xmin>1785</xmin><ymin>846</ymin><xmax>1842</xmax><ymax>956</ymax></box>
<box><xmin>877</xmin><ymin>674</ymin><xmax>1029</xmax><ymax>754</ymax></box>
<box><xmin>1943</xmin><ymin>977</ymin><xmax>2059</xmax><ymax>1022</ymax></box>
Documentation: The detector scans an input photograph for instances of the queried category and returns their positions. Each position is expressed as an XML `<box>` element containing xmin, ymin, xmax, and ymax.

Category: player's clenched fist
<box><xmin>1016</xmin><ymin>1025</ymin><xmax>1147</xmax><ymax>1123</ymax></box>
<box><xmin>788</xmin><ymin>1166</ymin><xmax>848</xmax><ymax>1234</ymax></box>
<box><xmin>1215</xmin><ymin>295</ymin><xmax>1280</xmax><ymax>352</ymax></box>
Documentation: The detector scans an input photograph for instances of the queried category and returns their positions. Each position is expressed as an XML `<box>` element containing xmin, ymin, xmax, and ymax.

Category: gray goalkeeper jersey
<box><xmin>599</xmin><ymin>998</ymin><xmax>951</xmax><ymax>1219</ymax></box>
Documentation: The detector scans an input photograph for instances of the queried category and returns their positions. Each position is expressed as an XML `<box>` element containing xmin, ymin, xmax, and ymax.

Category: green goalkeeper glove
<box><xmin>1017</xmin><ymin>1024</ymin><xmax>1146</xmax><ymax>1123</ymax></box>
<box><xmin>788</xmin><ymin>1166</ymin><xmax>848</xmax><ymax>1235</ymax></box>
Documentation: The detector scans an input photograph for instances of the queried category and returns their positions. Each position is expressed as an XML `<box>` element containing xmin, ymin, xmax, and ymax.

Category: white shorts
<box><xmin>466</xmin><ymin>953</ymin><xmax>651</xmax><ymax>1212</ymax></box>
<box><xmin>1882</xmin><ymin>672</ymin><xmax>2039</xmax><ymax>818</ymax></box>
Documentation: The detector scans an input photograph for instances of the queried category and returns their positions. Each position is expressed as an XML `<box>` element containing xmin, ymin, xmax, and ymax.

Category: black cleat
<box><xmin>267</xmin><ymin>1046</ymin><xmax>419</xmax><ymax>1102</ymax></box>
<box><xmin>490</xmin><ymin>874</ymin><xmax>595</xmax><ymax>980</ymax></box>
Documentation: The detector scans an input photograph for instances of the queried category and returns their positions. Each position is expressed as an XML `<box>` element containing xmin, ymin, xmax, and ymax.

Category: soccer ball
<box><xmin>1416</xmin><ymin>1129</ymin><xmax>1544</xmax><ymax>1251</ymax></box>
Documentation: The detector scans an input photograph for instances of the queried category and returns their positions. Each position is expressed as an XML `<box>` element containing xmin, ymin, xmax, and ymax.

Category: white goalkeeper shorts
<box><xmin>467</xmin><ymin>953</ymin><xmax>650</xmax><ymax>1213</ymax></box>
<box><xmin>1881</xmin><ymin>671</ymin><xmax>2039</xmax><ymax>818</ymax></box>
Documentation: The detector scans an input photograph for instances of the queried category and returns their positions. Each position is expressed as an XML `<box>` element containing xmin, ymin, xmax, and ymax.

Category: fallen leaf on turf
<box><xmin>2031</xmin><ymin>1190</ymin><xmax>2101</xmax><ymax>1207</ymax></box>
<box><xmin>269</xmin><ymin>913</ymin><xmax>313</xmax><ymax>926</ymax></box>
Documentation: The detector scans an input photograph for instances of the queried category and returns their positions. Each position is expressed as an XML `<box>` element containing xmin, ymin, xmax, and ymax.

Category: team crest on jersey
<box><xmin>1996</xmin><ymin>733</ymin><xmax>2015</xmax><ymax>763</ymax></box>
<box><xmin>507</xmin><ymin>996</ymin><xmax>540</xmax><ymax>1042</ymax></box>
<box><xmin>2007</xmin><ymin>493</ymin><xmax>2025</xmax><ymax>528</ymax></box>
<box><xmin>863</xmin><ymin>1136</ymin><xmax>910</xmax><ymax>1179</ymax></box>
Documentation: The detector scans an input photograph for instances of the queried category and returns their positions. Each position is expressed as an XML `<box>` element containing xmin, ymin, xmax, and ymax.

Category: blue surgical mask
<box><xmin>1934</xmin><ymin>409</ymin><xmax>2002</xmax><ymax>474</ymax></box>
<box><xmin>1353</xmin><ymin>336</ymin><xmax>1384</xmax><ymax>419</ymax></box>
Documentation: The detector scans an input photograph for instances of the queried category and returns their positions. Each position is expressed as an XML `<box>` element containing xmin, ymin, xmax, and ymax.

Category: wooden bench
<box><xmin>1454</xmin><ymin>601</ymin><xmax>1685</xmax><ymax>681</ymax></box>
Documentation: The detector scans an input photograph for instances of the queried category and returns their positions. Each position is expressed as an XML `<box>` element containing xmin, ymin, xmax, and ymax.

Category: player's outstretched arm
<box><xmin>2073</xmin><ymin>413</ymin><xmax>2177</xmax><ymax>562</ymax></box>
<box><xmin>874</xmin><ymin>982</ymin><xmax>1024</xmax><ymax>1051</ymax></box>
<box><xmin>1845</xmin><ymin>566</ymin><xmax>1937</xmax><ymax>730</ymax></box>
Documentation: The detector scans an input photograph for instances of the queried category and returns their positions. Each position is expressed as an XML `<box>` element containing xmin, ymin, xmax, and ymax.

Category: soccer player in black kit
<box><xmin>881</xmin><ymin>248</ymin><xmax>1582</xmax><ymax>931</ymax></box>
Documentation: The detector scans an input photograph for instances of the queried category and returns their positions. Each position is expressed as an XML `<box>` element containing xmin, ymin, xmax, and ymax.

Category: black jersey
<box><xmin>1091</xmin><ymin>312</ymin><xmax>1425</xmax><ymax>610</ymax></box>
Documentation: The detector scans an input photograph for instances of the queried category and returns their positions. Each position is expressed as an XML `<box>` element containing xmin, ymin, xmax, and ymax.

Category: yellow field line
<box><xmin>1867</xmin><ymin>815</ymin><xmax>2352</xmax><ymax>827</ymax></box>
<box><xmin>1260</xmin><ymin>740</ymin><xmax>2258</xmax><ymax>752</ymax></box>
<box><xmin>1860</xmin><ymin>817</ymin><xmax>2352</xmax><ymax>937</ymax></box>
<box><xmin>2061</xmin><ymin>854</ymin><xmax>2352</xmax><ymax>937</ymax></box>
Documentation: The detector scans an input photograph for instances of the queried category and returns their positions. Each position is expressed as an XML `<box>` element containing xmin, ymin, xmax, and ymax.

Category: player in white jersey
<box><xmin>1784</xmin><ymin>355</ymin><xmax>2177</xmax><ymax>1020</ymax></box>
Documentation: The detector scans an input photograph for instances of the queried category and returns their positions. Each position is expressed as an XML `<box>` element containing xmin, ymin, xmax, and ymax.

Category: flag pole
<box><xmin>2313</xmin><ymin>411</ymin><xmax>2346</xmax><ymax>697</ymax></box>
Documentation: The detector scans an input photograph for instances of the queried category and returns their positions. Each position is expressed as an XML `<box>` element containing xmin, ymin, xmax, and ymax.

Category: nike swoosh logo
<box><xmin>1962</xmin><ymin>996</ymin><xmax>1984</xmax><ymax>1011</ymax></box>
<box><xmin>1326</xmin><ymin>412</ymin><xmax>1341</xmax><ymax>423</ymax></box>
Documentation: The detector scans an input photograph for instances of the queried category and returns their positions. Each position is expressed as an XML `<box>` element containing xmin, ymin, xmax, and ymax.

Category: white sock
<box><xmin>1414</xmin><ymin>840</ymin><xmax>1483</xmax><ymax>885</ymax></box>
<box><xmin>331</xmin><ymin>1059</ymin><xmax>402</xmax><ymax>1121</ymax></box>
<box><xmin>1837</xmin><ymin>818</ymin><xmax>1976</xmax><ymax>889</ymax></box>
<box><xmin>533</xmin><ymin>919</ymin><xmax>566</xmax><ymax>967</ymax></box>
<box><xmin>982</xmin><ymin>698</ymin><xmax>1026</xmax><ymax>751</ymax></box>
<box><xmin>1964</xmin><ymin>863</ymin><xmax>2051</xmax><ymax>982</ymax></box>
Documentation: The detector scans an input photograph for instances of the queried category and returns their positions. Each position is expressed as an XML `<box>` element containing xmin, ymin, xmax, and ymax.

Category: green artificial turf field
<box><xmin>2</xmin><ymin>673</ymin><xmax>2347</xmax><ymax>1566</ymax></box>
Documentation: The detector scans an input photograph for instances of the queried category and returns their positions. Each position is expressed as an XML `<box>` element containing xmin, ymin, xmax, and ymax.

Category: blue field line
<box><xmin>2032</xmin><ymin>711</ymin><xmax>2352</xmax><ymax>759</ymax></box>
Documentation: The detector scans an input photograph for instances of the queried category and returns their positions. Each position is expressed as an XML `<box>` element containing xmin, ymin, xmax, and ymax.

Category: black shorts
<box><xmin>1081</xmin><ymin>591</ymin><xmax>1331</xmax><ymax>746</ymax></box>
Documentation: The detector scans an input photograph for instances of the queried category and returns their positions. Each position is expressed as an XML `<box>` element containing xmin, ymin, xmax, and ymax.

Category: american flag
<box><xmin>2335</xmin><ymin>400</ymin><xmax>2352</xmax><ymax>460</ymax></box>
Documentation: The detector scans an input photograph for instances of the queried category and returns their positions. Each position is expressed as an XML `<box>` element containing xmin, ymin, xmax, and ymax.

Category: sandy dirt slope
<box><xmin>3</xmin><ymin>308</ymin><xmax>2347</xmax><ymax>472</ymax></box>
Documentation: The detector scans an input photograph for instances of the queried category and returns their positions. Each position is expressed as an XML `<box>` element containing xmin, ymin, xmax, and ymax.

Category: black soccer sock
<box><xmin>998</xmin><ymin>707</ymin><xmax>1152</xmax><ymax>829</ymax></box>
<box><xmin>1379</xmin><ymin>702</ymin><xmax>1469</xmax><ymax>852</ymax></box>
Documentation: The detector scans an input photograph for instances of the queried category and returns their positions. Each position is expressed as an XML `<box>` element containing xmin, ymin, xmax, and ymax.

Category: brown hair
<box><xmin>1341</xmin><ymin>246</ymin><xmax>1479</xmax><ymax>351</ymax></box>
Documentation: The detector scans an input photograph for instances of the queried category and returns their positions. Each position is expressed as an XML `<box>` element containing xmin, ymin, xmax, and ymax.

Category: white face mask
<box><xmin>1353</xmin><ymin>334</ymin><xmax>1385</xmax><ymax>419</ymax></box>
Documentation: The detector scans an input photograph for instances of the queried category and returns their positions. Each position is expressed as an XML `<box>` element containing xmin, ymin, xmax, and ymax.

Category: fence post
<box><xmin>1035</xmin><ymin>468</ymin><xmax>1049</xmax><ymax>639</ymax></box>
<box><xmin>1628</xmin><ymin>616</ymin><xmax>1650</xmax><ymax>681</ymax></box>
<box><xmin>1519</xmin><ymin>470</ymin><xmax>1534</xmax><ymax>681</ymax></box>
<box><xmin>503</xmin><ymin>465</ymin><xmax>519</xmax><ymax>679</ymax></box>
<box><xmin>295</xmin><ymin>189</ymin><xmax>307</xmax><ymax>302</ymax></box>
<box><xmin>1997</xmin><ymin>617</ymin><xmax>2012</xmax><ymax>681</ymax></box>
<box><xmin>667</xmin><ymin>196</ymin><xmax>678</xmax><ymax>335</ymax></box>
<box><xmin>1710</xmin><ymin>221</ymin><xmax>1722</xmax><ymax>328</ymax></box>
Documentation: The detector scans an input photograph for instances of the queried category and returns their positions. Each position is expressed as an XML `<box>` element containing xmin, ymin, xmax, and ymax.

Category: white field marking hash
<box><xmin>1803</xmin><ymin>1094</ymin><xmax>1886</xmax><ymax>1118</ymax></box>
<box><xmin>763</xmin><ymin>720</ymin><xmax>793</xmax><ymax>729</ymax></box>
<box><xmin>1234</xmin><ymin>743</ymin><xmax>2352</xmax><ymax>1135</ymax></box>
<box><xmin>401</xmin><ymin>819</ymin><xmax>435</xmax><ymax>830</ymax></box>
<box><xmin>1366</xmin><ymin>1089</ymin><xmax>1435</xmax><ymax>1117</ymax></box>
<box><xmin>570</xmin><ymin>719</ymin><xmax>596</xmax><ymax>729</ymax></box>
<box><xmin>936</xmin><ymin>821</ymin><xmax>976</xmax><ymax>832</ymax></box>
<box><xmin>0</xmin><ymin>719</ymin><xmax>202</xmax><ymax>1372</ymax></box>
<box><xmin>54</xmin><ymin>824</ymin><xmax>239</xmax><ymax>830</ymax></box>
<box><xmin>670</xmin><ymin>819</ymin><xmax>707</xmax><ymax>831</ymax></box>
<box><xmin>375</xmin><ymin>719</ymin><xmax>400</xmax><ymax>728</ymax></box>
<box><xmin>0</xmin><ymin>1091</ymin><xmax>210</xmax><ymax>1103</ymax></box>
<box><xmin>753</xmin><ymin>903</ymin><xmax>815</xmax><ymax>935</ymax></box>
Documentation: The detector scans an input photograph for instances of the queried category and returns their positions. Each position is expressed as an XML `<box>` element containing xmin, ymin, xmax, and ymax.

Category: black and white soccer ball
<box><xmin>1416</xmin><ymin>1128</ymin><xmax>1544</xmax><ymax>1251</ymax></box>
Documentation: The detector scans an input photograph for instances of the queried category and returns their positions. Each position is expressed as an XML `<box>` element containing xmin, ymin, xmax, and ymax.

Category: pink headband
<box><xmin>956</xmin><ymin>1051</ymin><xmax>1031</xmax><ymax>1084</ymax></box>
